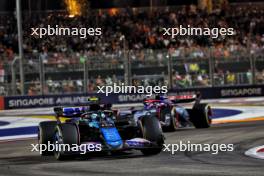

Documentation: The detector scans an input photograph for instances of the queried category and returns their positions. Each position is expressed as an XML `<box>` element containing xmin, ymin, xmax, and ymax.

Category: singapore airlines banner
<box><xmin>2</xmin><ymin>94</ymin><xmax>116</xmax><ymax>109</ymax></box>
<box><xmin>1</xmin><ymin>85</ymin><xmax>264</xmax><ymax>109</ymax></box>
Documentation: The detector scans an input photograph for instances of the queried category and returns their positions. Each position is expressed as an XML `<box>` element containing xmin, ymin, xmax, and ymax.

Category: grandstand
<box><xmin>0</xmin><ymin>0</ymin><xmax>263</xmax><ymax>96</ymax></box>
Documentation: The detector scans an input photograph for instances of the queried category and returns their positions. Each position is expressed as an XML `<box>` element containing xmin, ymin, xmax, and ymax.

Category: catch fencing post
<box><xmin>121</xmin><ymin>35</ymin><xmax>131</xmax><ymax>85</ymax></box>
<box><xmin>167</xmin><ymin>54</ymin><xmax>173</xmax><ymax>90</ymax></box>
<box><xmin>39</xmin><ymin>55</ymin><xmax>45</xmax><ymax>95</ymax></box>
<box><xmin>83</xmin><ymin>58</ymin><xmax>88</xmax><ymax>93</ymax></box>
<box><xmin>209</xmin><ymin>47</ymin><xmax>215</xmax><ymax>87</ymax></box>
<box><xmin>16</xmin><ymin>0</ymin><xmax>25</xmax><ymax>95</ymax></box>
<box><xmin>11</xmin><ymin>57</ymin><xmax>19</xmax><ymax>95</ymax></box>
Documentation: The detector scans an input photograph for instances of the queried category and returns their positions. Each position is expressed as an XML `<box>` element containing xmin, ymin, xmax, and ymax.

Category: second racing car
<box><xmin>139</xmin><ymin>94</ymin><xmax>212</xmax><ymax>131</ymax></box>
<box><xmin>117</xmin><ymin>94</ymin><xmax>212</xmax><ymax>131</ymax></box>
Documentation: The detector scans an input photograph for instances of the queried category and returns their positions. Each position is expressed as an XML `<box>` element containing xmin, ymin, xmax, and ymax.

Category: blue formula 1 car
<box><xmin>38</xmin><ymin>99</ymin><xmax>164</xmax><ymax>160</ymax></box>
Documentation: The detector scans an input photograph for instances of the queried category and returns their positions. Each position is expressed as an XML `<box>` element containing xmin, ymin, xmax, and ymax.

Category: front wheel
<box><xmin>38</xmin><ymin>121</ymin><xmax>57</xmax><ymax>155</ymax></box>
<box><xmin>139</xmin><ymin>115</ymin><xmax>164</xmax><ymax>155</ymax></box>
<box><xmin>189</xmin><ymin>103</ymin><xmax>211</xmax><ymax>128</ymax></box>
<box><xmin>53</xmin><ymin>123</ymin><xmax>79</xmax><ymax>160</ymax></box>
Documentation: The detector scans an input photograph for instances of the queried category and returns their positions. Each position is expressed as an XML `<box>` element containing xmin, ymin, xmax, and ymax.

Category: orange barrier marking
<box><xmin>28</xmin><ymin>115</ymin><xmax>67</xmax><ymax>122</ymax></box>
<box><xmin>212</xmin><ymin>117</ymin><xmax>264</xmax><ymax>124</ymax></box>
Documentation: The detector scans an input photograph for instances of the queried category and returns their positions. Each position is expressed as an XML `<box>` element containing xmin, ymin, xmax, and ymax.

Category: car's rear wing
<box><xmin>143</xmin><ymin>94</ymin><xmax>200</xmax><ymax>104</ymax></box>
<box><xmin>54</xmin><ymin>104</ymin><xmax>113</xmax><ymax>118</ymax></box>
<box><xmin>168</xmin><ymin>94</ymin><xmax>198</xmax><ymax>104</ymax></box>
<box><xmin>54</xmin><ymin>106</ymin><xmax>87</xmax><ymax>117</ymax></box>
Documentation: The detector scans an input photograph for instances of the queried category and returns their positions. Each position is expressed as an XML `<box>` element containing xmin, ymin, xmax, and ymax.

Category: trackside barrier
<box><xmin>2</xmin><ymin>85</ymin><xmax>264</xmax><ymax>110</ymax></box>
<box><xmin>0</xmin><ymin>96</ymin><xmax>4</xmax><ymax>110</ymax></box>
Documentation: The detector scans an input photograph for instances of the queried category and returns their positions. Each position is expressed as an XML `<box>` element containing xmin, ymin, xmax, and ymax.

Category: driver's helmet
<box><xmin>101</xmin><ymin>112</ymin><xmax>106</xmax><ymax>118</ymax></box>
<box><xmin>143</xmin><ymin>99</ymin><xmax>157</xmax><ymax>110</ymax></box>
<box><xmin>91</xmin><ymin>113</ymin><xmax>98</xmax><ymax>120</ymax></box>
<box><xmin>156</xmin><ymin>95</ymin><xmax>171</xmax><ymax>105</ymax></box>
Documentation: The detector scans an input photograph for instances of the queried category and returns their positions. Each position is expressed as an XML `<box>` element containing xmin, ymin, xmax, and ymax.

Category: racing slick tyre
<box><xmin>189</xmin><ymin>103</ymin><xmax>211</xmax><ymax>128</ymax></box>
<box><xmin>139</xmin><ymin>115</ymin><xmax>164</xmax><ymax>155</ymax></box>
<box><xmin>38</xmin><ymin>121</ymin><xmax>57</xmax><ymax>155</ymax></box>
<box><xmin>53</xmin><ymin>123</ymin><xmax>79</xmax><ymax>160</ymax></box>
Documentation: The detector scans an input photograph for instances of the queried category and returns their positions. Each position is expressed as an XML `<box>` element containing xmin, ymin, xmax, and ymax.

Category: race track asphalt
<box><xmin>0</xmin><ymin>121</ymin><xmax>263</xmax><ymax>176</ymax></box>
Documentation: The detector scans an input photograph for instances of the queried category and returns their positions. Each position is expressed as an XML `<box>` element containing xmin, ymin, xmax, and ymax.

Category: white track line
<box><xmin>0</xmin><ymin>117</ymin><xmax>47</xmax><ymax>129</ymax></box>
<box><xmin>0</xmin><ymin>134</ymin><xmax>37</xmax><ymax>142</ymax></box>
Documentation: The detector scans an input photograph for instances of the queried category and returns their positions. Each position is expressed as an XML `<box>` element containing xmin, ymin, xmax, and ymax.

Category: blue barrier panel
<box><xmin>4</xmin><ymin>93</ymin><xmax>118</xmax><ymax>109</ymax></box>
<box><xmin>170</xmin><ymin>85</ymin><xmax>264</xmax><ymax>99</ymax></box>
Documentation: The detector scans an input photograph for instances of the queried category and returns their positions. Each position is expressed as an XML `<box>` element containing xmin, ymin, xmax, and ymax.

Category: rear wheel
<box><xmin>38</xmin><ymin>121</ymin><xmax>57</xmax><ymax>155</ymax></box>
<box><xmin>139</xmin><ymin>115</ymin><xmax>164</xmax><ymax>155</ymax></box>
<box><xmin>53</xmin><ymin>123</ymin><xmax>79</xmax><ymax>160</ymax></box>
<box><xmin>189</xmin><ymin>103</ymin><xmax>211</xmax><ymax>128</ymax></box>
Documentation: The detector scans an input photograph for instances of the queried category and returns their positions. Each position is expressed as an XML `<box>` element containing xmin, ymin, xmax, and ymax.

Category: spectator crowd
<box><xmin>0</xmin><ymin>3</ymin><xmax>264</xmax><ymax>95</ymax></box>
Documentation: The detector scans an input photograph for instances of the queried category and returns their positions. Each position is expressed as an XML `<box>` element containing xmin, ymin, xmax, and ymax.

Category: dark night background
<box><xmin>0</xmin><ymin>0</ymin><xmax>263</xmax><ymax>11</ymax></box>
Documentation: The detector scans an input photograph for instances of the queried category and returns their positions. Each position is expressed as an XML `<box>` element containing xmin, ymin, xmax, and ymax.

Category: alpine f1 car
<box><xmin>138</xmin><ymin>94</ymin><xmax>212</xmax><ymax>131</ymax></box>
<box><xmin>38</xmin><ymin>98</ymin><xmax>164</xmax><ymax>160</ymax></box>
